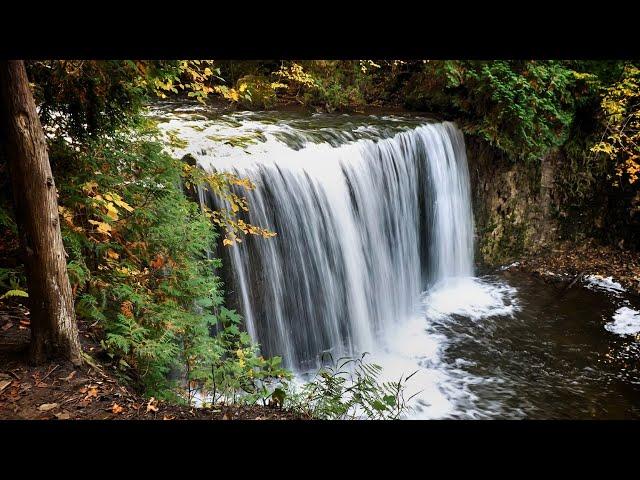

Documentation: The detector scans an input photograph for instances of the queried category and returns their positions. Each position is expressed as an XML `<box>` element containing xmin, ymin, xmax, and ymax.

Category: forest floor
<box><xmin>0</xmin><ymin>301</ymin><xmax>307</xmax><ymax>420</ymax></box>
<box><xmin>513</xmin><ymin>239</ymin><xmax>640</xmax><ymax>296</ymax></box>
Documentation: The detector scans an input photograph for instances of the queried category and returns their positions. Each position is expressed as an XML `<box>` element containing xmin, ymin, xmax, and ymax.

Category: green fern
<box><xmin>0</xmin><ymin>289</ymin><xmax>29</xmax><ymax>300</ymax></box>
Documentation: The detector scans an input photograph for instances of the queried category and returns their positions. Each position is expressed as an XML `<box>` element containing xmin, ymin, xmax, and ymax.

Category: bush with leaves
<box><xmin>189</xmin><ymin>307</ymin><xmax>291</xmax><ymax>406</ymax></box>
<box><xmin>402</xmin><ymin>60</ymin><xmax>593</xmax><ymax>162</ymax></box>
<box><xmin>50</xmin><ymin>115</ymin><xmax>281</xmax><ymax>398</ymax></box>
<box><xmin>281</xmin><ymin>353</ymin><xmax>418</xmax><ymax>420</ymax></box>
<box><xmin>26</xmin><ymin>60</ymin><xmax>222</xmax><ymax>145</ymax></box>
<box><xmin>591</xmin><ymin>63</ymin><xmax>640</xmax><ymax>186</ymax></box>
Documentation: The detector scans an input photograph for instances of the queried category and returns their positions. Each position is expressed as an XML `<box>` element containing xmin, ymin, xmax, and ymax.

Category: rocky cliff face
<box><xmin>466</xmin><ymin>136</ymin><xmax>563</xmax><ymax>267</ymax></box>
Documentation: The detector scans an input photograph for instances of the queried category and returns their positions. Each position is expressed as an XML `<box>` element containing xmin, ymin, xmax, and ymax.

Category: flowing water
<box><xmin>152</xmin><ymin>102</ymin><xmax>640</xmax><ymax>419</ymax></box>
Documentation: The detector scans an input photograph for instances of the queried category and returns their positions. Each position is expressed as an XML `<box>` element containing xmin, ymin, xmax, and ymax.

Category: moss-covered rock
<box><xmin>467</xmin><ymin>135</ymin><xmax>561</xmax><ymax>267</ymax></box>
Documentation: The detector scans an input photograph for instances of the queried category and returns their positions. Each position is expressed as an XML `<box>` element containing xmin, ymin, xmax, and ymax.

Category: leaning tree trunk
<box><xmin>0</xmin><ymin>60</ymin><xmax>82</xmax><ymax>365</ymax></box>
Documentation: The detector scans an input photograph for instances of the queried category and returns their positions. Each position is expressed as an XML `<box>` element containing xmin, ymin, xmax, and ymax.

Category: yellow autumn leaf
<box><xmin>106</xmin><ymin>249</ymin><xmax>119</xmax><ymax>260</ymax></box>
<box><xmin>105</xmin><ymin>192</ymin><xmax>134</xmax><ymax>213</ymax></box>
<box><xmin>82</xmin><ymin>181</ymin><xmax>98</xmax><ymax>194</ymax></box>
<box><xmin>88</xmin><ymin>220</ymin><xmax>112</xmax><ymax>236</ymax></box>
<box><xmin>222</xmin><ymin>238</ymin><xmax>233</xmax><ymax>247</ymax></box>
<box><xmin>104</xmin><ymin>202</ymin><xmax>119</xmax><ymax>221</ymax></box>
<box><xmin>228</xmin><ymin>89</ymin><xmax>240</xmax><ymax>102</ymax></box>
<box><xmin>58</xmin><ymin>206</ymin><xmax>74</xmax><ymax>224</ymax></box>
<box><xmin>114</xmin><ymin>198</ymin><xmax>134</xmax><ymax>212</ymax></box>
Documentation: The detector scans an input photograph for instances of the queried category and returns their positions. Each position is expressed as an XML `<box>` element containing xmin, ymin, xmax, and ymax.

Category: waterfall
<box><xmin>156</xmin><ymin>105</ymin><xmax>640</xmax><ymax>421</ymax></box>
<box><xmin>197</xmin><ymin>120</ymin><xmax>474</xmax><ymax>372</ymax></box>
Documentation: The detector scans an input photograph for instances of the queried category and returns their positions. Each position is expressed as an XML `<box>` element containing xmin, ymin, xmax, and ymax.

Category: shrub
<box><xmin>282</xmin><ymin>353</ymin><xmax>418</xmax><ymax>420</ymax></box>
<box><xmin>54</xmin><ymin>117</ymin><xmax>282</xmax><ymax>398</ymax></box>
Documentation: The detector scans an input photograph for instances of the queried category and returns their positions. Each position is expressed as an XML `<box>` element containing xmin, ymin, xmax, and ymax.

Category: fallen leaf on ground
<box><xmin>163</xmin><ymin>415</ymin><xmax>175</xmax><ymax>420</ymax></box>
<box><xmin>146</xmin><ymin>397</ymin><xmax>158</xmax><ymax>413</ymax></box>
<box><xmin>84</xmin><ymin>386</ymin><xmax>98</xmax><ymax>400</ymax></box>
<box><xmin>54</xmin><ymin>411</ymin><xmax>71</xmax><ymax>420</ymax></box>
<box><xmin>60</xmin><ymin>371</ymin><xmax>76</xmax><ymax>382</ymax></box>
<box><xmin>38</xmin><ymin>403</ymin><xmax>59</xmax><ymax>412</ymax></box>
<box><xmin>0</xmin><ymin>380</ymin><xmax>12</xmax><ymax>393</ymax></box>
<box><xmin>111</xmin><ymin>403</ymin><xmax>124</xmax><ymax>414</ymax></box>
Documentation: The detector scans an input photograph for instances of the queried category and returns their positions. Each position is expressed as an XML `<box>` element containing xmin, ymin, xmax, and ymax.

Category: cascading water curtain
<box><xmin>200</xmin><ymin>121</ymin><xmax>474</xmax><ymax>373</ymax></box>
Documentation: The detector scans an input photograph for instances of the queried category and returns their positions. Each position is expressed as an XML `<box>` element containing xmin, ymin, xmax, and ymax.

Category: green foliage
<box><xmin>211</xmin><ymin>75</ymin><xmax>282</xmax><ymax>109</ymax></box>
<box><xmin>403</xmin><ymin>60</ymin><xmax>591</xmax><ymax>162</ymax></box>
<box><xmin>0</xmin><ymin>203</ymin><xmax>17</xmax><ymax>235</ymax></box>
<box><xmin>235</xmin><ymin>75</ymin><xmax>279</xmax><ymax>109</ymax></box>
<box><xmin>27</xmin><ymin>60</ymin><xmax>220</xmax><ymax>144</ymax></box>
<box><xmin>0</xmin><ymin>267</ymin><xmax>25</xmax><ymax>291</ymax></box>
<box><xmin>292</xmin><ymin>61</ymin><xmax>371</xmax><ymax>112</ymax></box>
<box><xmin>51</xmin><ymin>116</ymin><xmax>283</xmax><ymax>398</ymax></box>
<box><xmin>191</xmin><ymin>307</ymin><xmax>291</xmax><ymax>407</ymax></box>
<box><xmin>0</xmin><ymin>205</ymin><xmax>23</xmax><ymax>300</ymax></box>
<box><xmin>28</xmin><ymin>60</ymin><xmax>150</xmax><ymax>142</ymax></box>
<box><xmin>17</xmin><ymin>59</ymin><xmax>289</xmax><ymax>402</ymax></box>
<box><xmin>282</xmin><ymin>353</ymin><xmax>418</xmax><ymax>420</ymax></box>
<box><xmin>0</xmin><ymin>288</ymin><xmax>28</xmax><ymax>300</ymax></box>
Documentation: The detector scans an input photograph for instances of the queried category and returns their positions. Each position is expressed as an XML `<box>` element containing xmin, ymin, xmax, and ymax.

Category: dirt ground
<box><xmin>0</xmin><ymin>301</ymin><xmax>307</xmax><ymax>421</ymax></box>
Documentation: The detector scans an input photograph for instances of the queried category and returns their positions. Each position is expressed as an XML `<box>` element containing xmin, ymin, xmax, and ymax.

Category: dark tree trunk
<box><xmin>0</xmin><ymin>60</ymin><xmax>82</xmax><ymax>365</ymax></box>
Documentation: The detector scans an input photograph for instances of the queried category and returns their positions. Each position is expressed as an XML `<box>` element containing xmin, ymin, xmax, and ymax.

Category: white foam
<box><xmin>288</xmin><ymin>276</ymin><xmax>521</xmax><ymax>420</ymax></box>
<box><xmin>605</xmin><ymin>306</ymin><xmax>640</xmax><ymax>336</ymax></box>
<box><xmin>584</xmin><ymin>275</ymin><xmax>626</xmax><ymax>294</ymax></box>
<box><xmin>371</xmin><ymin>315</ymin><xmax>454</xmax><ymax>419</ymax></box>
<box><xmin>422</xmin><ymin>276</ymin><xmax>519</xmax><ymax>321</ymax></box>
<box><xmin>499</xmin><ymin>261</ymin><xmax>520</xmax><ymax>271</ymax></box>
<box><xmin>372</xmin><ymin>277</ymin><xmax>520</xmax><ymax>419</ymax></box>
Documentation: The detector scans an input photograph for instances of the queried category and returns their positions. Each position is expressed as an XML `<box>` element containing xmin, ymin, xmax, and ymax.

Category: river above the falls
<box><xmin>151</xmin><ymin>101</ymin><xmax>640</xmax><ymax>419</ymax></box>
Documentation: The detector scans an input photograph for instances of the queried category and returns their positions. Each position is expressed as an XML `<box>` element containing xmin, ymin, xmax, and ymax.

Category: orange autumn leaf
<box><xmin>120</xmin><ymin>301</ymin><xmax>134</xmax><ymax>319</ymax></box>
<box><xmin>84</xmin><ymin>386</ymin><xmax>98</xmax><ymax>401</ymax></box>
<box><xmin>106</xmin><ymin>249</ymin><xmax>120</xmax><ymax>260</ymax></box>
<box><xmin>150</xmin><ymin>254</ymin><xmax>165</xmax><ymax>270</ymax></box>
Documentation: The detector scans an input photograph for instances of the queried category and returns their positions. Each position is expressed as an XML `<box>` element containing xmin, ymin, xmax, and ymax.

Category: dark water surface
<box><xmin>432</xmin><ymin>271</ymin><xmax>640</xmax><ymax>419</ymax></box>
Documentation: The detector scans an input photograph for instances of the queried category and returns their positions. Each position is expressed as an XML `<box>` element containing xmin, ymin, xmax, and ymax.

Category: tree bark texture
<box><xmin>0</xmin><ymin>60</ymin><xmax>82</xmax><ymax>365</ymax></box>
